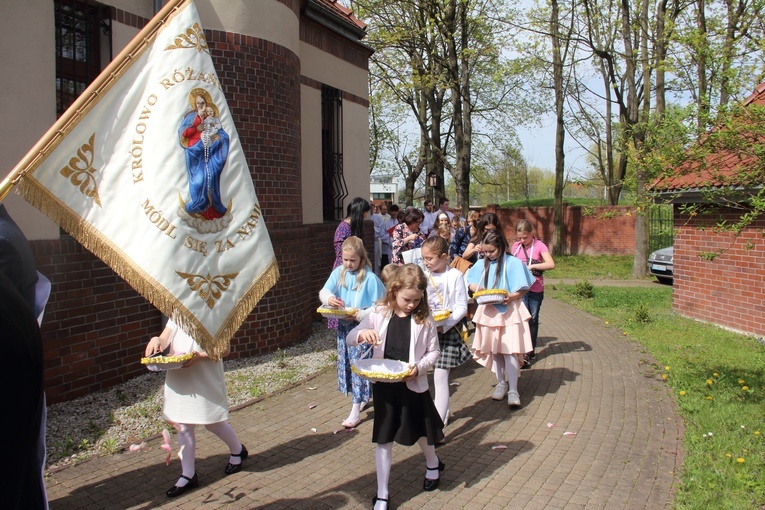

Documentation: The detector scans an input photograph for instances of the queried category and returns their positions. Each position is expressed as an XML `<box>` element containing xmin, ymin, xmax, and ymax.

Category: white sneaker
<box><xmin>491</xmin><ymin>381</ymin><xmax>508</xmax><ymax>400</ymax></box>
<box><xmin>507</xmin><ymin>391</ymin><xmax>521</xmax><ymax>407</ymax></box>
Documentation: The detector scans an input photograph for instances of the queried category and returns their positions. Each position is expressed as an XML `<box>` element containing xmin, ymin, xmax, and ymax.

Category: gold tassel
<box><xmin>18</xmin><ymin>176</ymin><xmax>281</xmax><ymax>360</ymax></box>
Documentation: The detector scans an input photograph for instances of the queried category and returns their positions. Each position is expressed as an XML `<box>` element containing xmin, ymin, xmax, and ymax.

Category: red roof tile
<box><xmin>315</xmin><ymin>0</ymin><xmax>367</xmax><ymax>31</ymax></box>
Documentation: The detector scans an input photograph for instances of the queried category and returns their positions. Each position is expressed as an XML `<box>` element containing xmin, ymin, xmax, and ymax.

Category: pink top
<box><xmin>511</xmin><ymin>238</ymin><xmax>549</xmax><ymax>293</ymax></box>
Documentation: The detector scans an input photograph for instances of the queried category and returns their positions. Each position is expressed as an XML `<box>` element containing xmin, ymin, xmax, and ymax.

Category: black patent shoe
<box><xmin>372</xmin><ymin>495</ymin><xmax>389</xmax><ymax>509</ymax></box>
<box><xmin>225</xmin><ymin>444</ymin><xmax>248</xmax><ymax>475</ymax></box>
<box><xmin>423</xmin><ymin>459</ymin><xmax>445</xmax><ymax>491</ymax></box>
<box><xmin>166</xmin><ymin>473</ymin><xmax>198</xmax><ymax>498</ymax></box>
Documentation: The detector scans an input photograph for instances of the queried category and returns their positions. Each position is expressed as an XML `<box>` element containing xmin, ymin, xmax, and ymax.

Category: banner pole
<box><xmin>0</xmin><ymin>0</ymin><xmax>188</xmax><ymax>204</ymax></box>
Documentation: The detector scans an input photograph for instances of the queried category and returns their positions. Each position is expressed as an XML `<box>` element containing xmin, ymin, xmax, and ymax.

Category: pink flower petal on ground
<box><xmin>128</xmin><ymin>442</ymin><xmax>148</xmax><ymax>452</ymax></box>
<box><xmin>563</xmin><ymin>431</ymin><xmax>577</xmax><ymax>436</ymax></box>
<box><xmin>308</xmin><ymin>386</ymin><xmax>317</xmax><ymax>390</ymax></box>
<box><xmin>449</xmin><ymin>382</ymin><xmax>461</xmax><ymax>386</ymax></box>
<box><xmin>547</xmin><ymin>423</ymin><xmax>557</xmax><ymax>428</ymax></box>
<box><xmin>308</xmin><ymin>402</ymin><xmax>317</xmax><ymax>409</ymax></box>
<box><xmin>311</xmin><ymin>427</ymin><xmax>318</xmax><ymax>433</ymax></box>
<box><xmin>491</xmin><ymin>445</ymin><xmax>508</xmax><ymax>450</ymax></box>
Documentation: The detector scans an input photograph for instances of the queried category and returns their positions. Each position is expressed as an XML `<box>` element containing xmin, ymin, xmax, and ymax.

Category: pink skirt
<box><xmin>471</xmin><ymin>299</ymin><xmax>532</xmax><ymax>369</ymax></box>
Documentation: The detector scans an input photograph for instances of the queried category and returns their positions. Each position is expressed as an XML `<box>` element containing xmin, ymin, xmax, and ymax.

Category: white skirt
<box><xmin>161</xmin><ymin>320</ymin><xmax>228</xmax><ymax>424</ymax></box>
<box><xmin>163</xmin><ymin>358</ymin><xmax>228</xmax><ymax>424</ymax></box>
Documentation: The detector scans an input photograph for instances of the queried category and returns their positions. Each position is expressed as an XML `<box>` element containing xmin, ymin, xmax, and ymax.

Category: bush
<box><xmin>633</xmin><ymin>303</ymin><xmax>652</xmax><ymax>323</ymax></box>
<box><xmin>573</xmin><ymin>280</ymin><xmax>594</xmax><ymax>299</ymax></box>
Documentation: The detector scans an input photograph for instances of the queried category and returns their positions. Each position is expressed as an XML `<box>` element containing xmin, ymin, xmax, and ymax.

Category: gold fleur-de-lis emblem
<box><xmin>165</xmin><ymin>23</ymin><xmax>209</xmax><ymax>54</ymax></box>
<box><xmin>59</xmin><ymin>132</ymin><xmax>101</xmax><ymax>207</ymax></box>
<box><xmin>176</xmin><ymin>271</ymin><xmax>239</xmax><ymax>309</ymax></box>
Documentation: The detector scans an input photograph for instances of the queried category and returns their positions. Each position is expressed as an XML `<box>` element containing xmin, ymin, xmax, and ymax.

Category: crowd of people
<box><xmin>321</xmin><ymin>196</ymin><xmax>555</xmax><ymax>510</ymax></box>
<box><xmin>137</xmin><ymin>195</ymin><xmax>555</xmax><ymax>510</ymax></box>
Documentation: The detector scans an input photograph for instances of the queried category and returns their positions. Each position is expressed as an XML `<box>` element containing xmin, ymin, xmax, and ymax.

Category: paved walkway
<box><xmin>45</xmin><ymin>297</ymin><xmax>682</xmax><ymax>509</ymax></box>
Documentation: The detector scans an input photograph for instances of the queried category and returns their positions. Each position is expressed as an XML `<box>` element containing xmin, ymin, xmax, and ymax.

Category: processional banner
<box><xmin>12</xmin><ymin>0</ymin><xmax>278</xmax><ymax>358</ymax></box>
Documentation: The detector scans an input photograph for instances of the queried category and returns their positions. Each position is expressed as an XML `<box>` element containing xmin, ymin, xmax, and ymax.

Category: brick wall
<box><xmin>480</xmin><ymin>205</ymin><xmax>636</xmax><ymax>255</ymax></box>
<box><xmin>672</xmin><ymin>206</ymin><xmax>765</xmax><ymax>337</ymax></box>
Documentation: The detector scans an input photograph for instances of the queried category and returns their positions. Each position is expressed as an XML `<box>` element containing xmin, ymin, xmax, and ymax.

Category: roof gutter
<box><xmin>304</xmin><ymin>0</ymin><xmax>374</xmax><ymax>52</ymax></box>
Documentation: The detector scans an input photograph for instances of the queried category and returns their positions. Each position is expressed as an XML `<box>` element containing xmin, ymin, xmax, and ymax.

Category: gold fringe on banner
<box><xmin>17</xmin><ymin>176</ymin><xmax>280</xmax><ymax>359</ymax></box>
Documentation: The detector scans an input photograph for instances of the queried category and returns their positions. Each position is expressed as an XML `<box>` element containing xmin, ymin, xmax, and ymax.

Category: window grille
<box><xmin>321</xmin><ymin>85</ymin><xmax>347</xmax><ymax>221</ymax></box>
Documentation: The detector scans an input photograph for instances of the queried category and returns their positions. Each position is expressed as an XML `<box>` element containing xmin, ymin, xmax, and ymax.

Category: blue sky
<box><xmin>516</xmin><ymin>115</ymin><xmax>591</xmax><ymax>178</ymax></box>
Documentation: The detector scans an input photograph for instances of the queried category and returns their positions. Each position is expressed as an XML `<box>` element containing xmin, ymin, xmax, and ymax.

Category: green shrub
<box><xmin>633</xmin><ymin>302</ymin><xmax>651</xmax><ymax>323</ymax></box>
<box><xmin>573</xmin><ymin>280</ymin><xmax>594</xmax><ymax>299</ymax></box>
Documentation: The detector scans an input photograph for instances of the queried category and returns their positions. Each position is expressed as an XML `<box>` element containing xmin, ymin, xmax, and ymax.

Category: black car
<box><xmin>647</xmin><ymin>246</ymin><xmax>673</xmax><ymax>284</ymax></box>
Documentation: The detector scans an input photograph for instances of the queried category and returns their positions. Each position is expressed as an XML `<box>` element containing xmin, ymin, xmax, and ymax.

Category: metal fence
<box><xmin>648</xmin><ymin>205</ymin><xmax>674</xmax><ymax>252</ymax></box>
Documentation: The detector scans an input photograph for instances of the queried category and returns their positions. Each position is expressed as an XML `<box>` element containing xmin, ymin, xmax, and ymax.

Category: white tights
<box><xmin>374</xmin><ymin>438</ymin><xmax>439</xmax><ymax>508</ymax></box>
<box><xmin>433</xmin><ymin>368</ymin><xmax>451</xmax><ymax>424</ymax></box>
<box><xmin>493</xmin><ymin>354</ymin><xmax>520</xmax><ymax>393</ymax></box>
<box><xmin>174</xmin><ymin>421</ymin><xmax>243</xmax><ymax>486</ymax></box>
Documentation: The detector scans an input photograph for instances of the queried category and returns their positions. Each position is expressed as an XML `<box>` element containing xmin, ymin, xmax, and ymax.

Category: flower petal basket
<box><xmin>432</xmin><ymin>309</ymin><xmax>452</xmax><ymax>323</ymax></box>
<box><xmin>317</xmin><ymin>307</ymin><xmax>358</xmax><ymax>320</ymax></box>
<box><xmin>473</xmin><ymin>289</ymin><xmax>509</xmax><ymax>305</ymax></box>
<box><xmin>352</xmin><ymin>358</ymin><xmax>413</xmax><ymax>383</ymax></box>
<box><xmin>140</xmin><ymin>353</ymin><xmax>194</xmax><ymax>372</ymax></box>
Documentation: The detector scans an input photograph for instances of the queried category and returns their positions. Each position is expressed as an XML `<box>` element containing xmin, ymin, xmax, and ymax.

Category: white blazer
<box><xmin>347</xmin><ymin>306</ymin><xmax>440</xmax><ymax>393</ymax></box>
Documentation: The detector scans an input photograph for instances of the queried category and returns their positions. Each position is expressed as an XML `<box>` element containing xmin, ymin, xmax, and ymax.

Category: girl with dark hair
<box><xmin>391</xmin><ymin>208</ymin><xmax>427</xmax><ymax>265</ymax></box>
<box><xmin>461</xmin><ymin>212</ymin><xmax>505</xmax><ymax>261</ymax></box>
<box><xmin>333</xmin><ymin>197</ymin><xmax>371</xmax><ymax>269</ymax></box>
<box><xmin>466</xmin><ymin>230</ymin><xmax>534</xmax><ymax>408</ymax></box>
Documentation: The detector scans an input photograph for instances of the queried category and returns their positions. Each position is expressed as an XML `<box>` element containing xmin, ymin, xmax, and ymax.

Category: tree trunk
<box><xmin>550</xmin><ymin>0</ymin><xmax>566</xmax><ymax>256</ymax></box>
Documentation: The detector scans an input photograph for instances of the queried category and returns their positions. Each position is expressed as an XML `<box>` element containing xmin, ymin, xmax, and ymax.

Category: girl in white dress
<box><xmin>144</xmin><ymin>319</ymin><xmax>247</xmax><ymax>498</ymax></box>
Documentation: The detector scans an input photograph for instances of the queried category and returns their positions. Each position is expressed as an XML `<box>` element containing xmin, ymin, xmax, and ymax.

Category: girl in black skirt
<box><xmin>347</xmin><ymin>264</ymin><xmax>444</xmax><ymax>510</ymax></box>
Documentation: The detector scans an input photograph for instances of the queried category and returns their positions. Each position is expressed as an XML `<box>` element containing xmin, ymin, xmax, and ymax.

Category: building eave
<box><xmin>304</xmin><ymin>0</ymin><xmax>370</xmax><ymax>47</ymax></box>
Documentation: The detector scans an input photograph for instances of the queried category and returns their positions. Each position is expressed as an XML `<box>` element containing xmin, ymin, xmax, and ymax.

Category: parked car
<box><xmin>647</xmin><ymin>246</ymin><xmax>673</xmax><ymax>284</ymax></box>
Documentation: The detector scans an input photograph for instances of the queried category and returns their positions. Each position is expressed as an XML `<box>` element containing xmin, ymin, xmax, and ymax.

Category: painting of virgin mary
<box><xmin>178</xmin><ymin>88</ymin><xmax>230</xmax><ymax>219</ymax></box>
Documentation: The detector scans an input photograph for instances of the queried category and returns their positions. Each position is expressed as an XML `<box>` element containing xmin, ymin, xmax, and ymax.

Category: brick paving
<box><xmin>45</xmin><ymin>297</ymin><xmax>682</xmax><ymax>509</ymax></box>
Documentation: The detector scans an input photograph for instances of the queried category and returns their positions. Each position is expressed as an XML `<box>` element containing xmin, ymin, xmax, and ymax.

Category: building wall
<box><xmin>0</xmin><ymin>1</ymin><xmax>59</xmax><ymax>240</ymax></box>
<box><xmin>298</xmin><ymin>19</ymin><xmax>372</xmax><ymax>223</ymax></box>
<box><xmin>481</xmin><ymin>205</ymin><xmax>636</xmax><ymax>255</ymax></box>
<box><xmin>672</xmin><ymin>206</ymin><xmax>765</xmax><ymax>337</ymax></box>
<box><xmin>2</xmin><ymin>0</ymin><xmax>372</xmax><ymax>402</ymax></box>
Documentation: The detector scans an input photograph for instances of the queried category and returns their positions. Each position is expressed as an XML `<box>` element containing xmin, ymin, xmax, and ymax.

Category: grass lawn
<box><xmin>548</xmin><ymin>283</ymin><xmax>765</xmax><ymax>509</ymax></box>
<box><xmin>546</xmin><ymin>254</ymin><xmax>643</xmax><ymax>280</ymax></box>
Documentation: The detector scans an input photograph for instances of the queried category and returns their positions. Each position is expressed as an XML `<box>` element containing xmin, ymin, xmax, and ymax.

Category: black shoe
<box><xmin>166</xmin><ymin>473</ymin><xmax>198</xmax><ymax>498</ymax></box>
<box><xmin>225</xmin><ymin>444</ymin><xmax>248</xmax><ymax>475</ymax></box>
<box><xmin>521</xmin><ymin>354</ymin><xmax>532</xmax><ymax>369</ymax></box>
<box><xmin>528</xmin><ymin>350</ymin><xmax>536</xmax><ymax>360</ymax></box>
<box><xmin>372</xmin><ymin>496</ymin><xmax>389</xmax><ymax>509</ymax></box>
<box><xmin>423</xmin><ymin>459</ymin><xmax>445</xmax><ymax>491</ymax></box>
